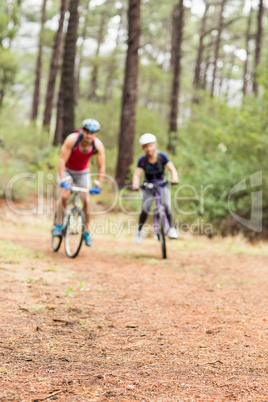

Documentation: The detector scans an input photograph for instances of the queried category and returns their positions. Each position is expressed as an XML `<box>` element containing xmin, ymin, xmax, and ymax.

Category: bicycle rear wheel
<box><xmin>65</xmin><ymin>208</ymin><xmax>85</xmax><ymax>258</ymax></box>
<box><xmin>51</xmin><ymin>213</ymin><xmax>62</xmax><ymax>252</ymax></box>
<box><xmin>157</xmin><ymin>211</ymin><xmax>167</xmax><ymax>259</ymax></box>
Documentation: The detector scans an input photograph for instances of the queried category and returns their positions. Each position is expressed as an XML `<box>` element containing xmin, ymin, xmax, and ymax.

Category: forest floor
<box><xmin>0</xmin><ymin>203</ymin><xmax>268</xmax><ymax>401</ymax></box>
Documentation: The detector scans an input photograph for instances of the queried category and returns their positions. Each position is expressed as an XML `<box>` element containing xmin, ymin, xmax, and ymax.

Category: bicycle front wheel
<box><xmin>65</xmin><ymin>208</ymin><xmax>85</xmax><ymax>258</ymax></box>
<box><xmin>157</xmin><ymin>211</ymin><xmax>167</xmax><ymax>259</ymax></box>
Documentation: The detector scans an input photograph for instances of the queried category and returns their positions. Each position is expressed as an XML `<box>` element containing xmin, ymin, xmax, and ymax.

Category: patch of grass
<box><xmin>34</xmin><ymin>251</ymin><xmax>45</xmax><ymax>259</ymax></box>
<box><xmin>0</xmin><ymin>366</ymin><xmax>15</xmax><ymax>376</ymax></box>
<box><xmin>65</xmin><ymin>286</ymin><xmax>75</xmax><ymax>297</ymax></box>
<box><xmin>235</xmin><ymin>278</ymin><xmax>255</xmax><ymax>285</ymax></box>
<box><xmin>214</xmin><ymin>237</ymin><xmax>268</xmax><ymax>257</ymax></box>
<box><xmin>29</xmin><ymin>304</ymin><xmax>46</xmax><ymax>311</ymax></box>
<box><xmin>80</xmin><ymin>318</ymin><xmax>90</xmax><ymax>326</ymax></box>
<box><xmin>36</xmin><ymin>376</ymin><xmax>48</xmax><ymax>382</ymax></box>
<box><xmin>0</xmin><ymin>239</ymin><xmax>34</xmax><ymax>263</ymax></box>
<box><xmin>175</xmin><ymin>239</ymin><xmax>206</xmax><ymax>251</ymax></box>
<box><xmin>45</xmin><ymin>264</ymin><xmax>59</xmax><ymax>272</ymax></box>
<box><xmin>22</xmin><ymin>276</ymin><xmax>37</xmax><ymax>284</ymax></box>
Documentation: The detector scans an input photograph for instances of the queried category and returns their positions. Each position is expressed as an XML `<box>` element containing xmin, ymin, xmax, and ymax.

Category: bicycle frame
<box><xmin>141</xmin><ymin>181</ymin><xmax>170</xmax><ymax>236</ymax></box>
<box><xmin>52</xmin><ymin>186</ymin><xmax>92</xmax><ymax>258</ymax></box>
<box><xmin>62</xmin><ymin>187</ymin><xmax>89</xmax><ymax>230</ymax></box>
<box><xmin>153</xmin><ymin>188</ymin><xmax>169</xmax><ymax>235</ymax></box>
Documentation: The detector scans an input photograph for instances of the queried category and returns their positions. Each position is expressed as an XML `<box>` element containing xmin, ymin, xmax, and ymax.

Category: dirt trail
<box><xmin>0</xmin><ymin>209</ymin><xmax>268</xmax><ymax>401</ymax></box>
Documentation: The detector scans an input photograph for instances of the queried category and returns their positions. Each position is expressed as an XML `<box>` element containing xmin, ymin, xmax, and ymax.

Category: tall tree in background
<box><xmin>200</xmin><ymin>51</ymin><xmax>211</xmax><ymax>91</ymax></box>
<box><xmin>54</xmin><ymin>0</ymin><xmax>79</xmax><ymax>144</ymax></box>
<box><xmin>30</xmin><ymin>0</ymin><xmax>47</xmax><ymax>121</ymax></box>
<box><xmin>210</xmin><ymin>0</ymin><xmax>226</xmax><ymax>98</ymax></box>
<box><xmin>75</xmin><ymin>2</ymin><xmax>91</xmax><ymax>102</ymax></box>
<box><xmin>225</xmin><ymin>51</ymin><xmax>236</xmax><ymax>100</ymax></box>
<box><xmin>88</xmin><ymin>9</ymin><xmax>109</xmax><ymax>102</ymax></box>
<box><xmin>193</xmin><ymin>1</ymin><xmax>210</xmax><ymax>93</ymax></box>
<box><xmin>170</xmin><ymin>4</ymin><xmax>179</xmax><ymax>72</ymax></box>
<box><xmin>43</xmin><ymin>0</ymin><xmax>67</xmax><ymax>132</ymax></box>
<box><xmin>167</xmin><ymin>0</ymin><xmax>184</xmax><ymax>154</ymax></box>
<box><xmin>54</xmin><ymin>82</ymin><xmax>64</xmax><ymax>145</ymax></box>
<box><xmin>115</xmin><ymin>0</ymin><xmax>141</xmax><ymax>188</ymax></box>
<box><xmin>243</xmin><ymin>1</ymin><xmax>253</xmax><ymax>97</ymax></box>
<box><xmin>253</xmin><ymin>0</ymin><xmax>264</xmax><ymax>96</ymax></box>
<box><xmin>102</xmin><ymin>5</ymin><xmax>124</xmax><ymax>103</ymax></box>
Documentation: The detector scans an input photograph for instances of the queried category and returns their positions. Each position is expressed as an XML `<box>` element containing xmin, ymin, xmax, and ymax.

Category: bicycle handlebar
<box><xmin>70</xmin><ymin>186</ymin><xmax>90</xmax><ymax>194</ymax></box>
<box><xmin>70</xmin><ymin>186</ymin><xmax>100</xmax><ymax>195</ymax></box>
<box><xmin>61</xmin><ymin>176</ymin><xmax>100</xmax><ymax>194</ymax></box>
<box><xmin>140</xmin><ymin>180</ymin><xmax>177</xmax><ymax>190</ymax></box>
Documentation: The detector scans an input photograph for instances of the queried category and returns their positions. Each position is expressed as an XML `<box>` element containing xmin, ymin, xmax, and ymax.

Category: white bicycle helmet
<box><xmin>82</xmin><ymin>118</ymin><xmax>100</xmax><ymax>132</ymax></box>
<box><xmin>139</xmin><ymin>133</ymin><xmax>157</xmax><ymax>145</ymax></box>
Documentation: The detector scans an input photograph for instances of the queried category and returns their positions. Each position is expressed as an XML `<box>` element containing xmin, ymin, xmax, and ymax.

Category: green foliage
<box><xmin>172</xmin><ymin>95</ymin><xmax>268</xmax><ymax>233</ymax></box>
<box><xmin>0</xmin><ymin>49</ymin><xmax>17</xmax><ymax>105</ymax></box>
<box><xmin>139</xmin><ymin>61</ymin><xmax>171</xmax><ymax>113</ymax></box>
<box><xmin>76</xmin><ymin>99</ymin><xmax>121</xmax><ymax>151</ymax></box>
<box><xmin>0</xmin><ymin>1</ymin><xmax>20</xmax><ymax>46</ymax></box>
<box><xmin>0</xmin><ymin>107</ymin><xmax>59</xmax><ymax>199</ymax></box>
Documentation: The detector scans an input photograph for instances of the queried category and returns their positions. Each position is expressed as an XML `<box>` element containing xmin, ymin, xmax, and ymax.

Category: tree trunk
<box><xmin>103</xmin><ymin>7</ymin><xmax>124</xmax><ymax>103</ymax></box>
<box><xmin>55</xmin><ymin>0</ymin><xmax>79</xmax><ymax>143</ymax></box>
<box><xmin>115</xmin><ymin>0</ymin><xmax>141</xmax><ymax>188</ymax></box>
<box><xmin>30</xmin><ymin>0</ymin><xmax>47</xmax><ymax>121</ymax></box>
<box><xmin>210</xmin><ymin>0</ymin><xmax>226</xmax><ymax>98</ymax></box>
<box><xmin>253</xmin><ymin>0</ymin><xmax>264</xmax><ymax>96</ymax></box>
<box><xmin>200</xmin><ymin>49</ymin><xmax>211</xmax><ymax>91</ymax></box>
<box><xmin>225</xmin><ymin>52</ymin><xmax>236</xmax><ymax>101</ymax></box>
<box><xmin>0</xmin><ymin>71</ymin><xmax>7</xmax><ymax>106</ymax></box>
<box><xmin>170</xmin><ymin>5</ymin><xmax>178</xmax><ymax>72</ymax></box>
<box><xmin>167</xmin><ymin>0</ymin><xmax>184</xmax><ymax>154</ymax></box>
<box><xmin>193</xmin><ymin>1</ymin><xmax>210</xmax><ymax>90</ymax></box>
<box><xmin>43</xmin><ymin>0</ymin><xmax>67</xmax><ymax>132</ymax></box>
<box><xmin>75</xmin><ymin>5</ymin><xmax>89</xmax><ymax>103</ymax></box>
<box><xmin>218</xmin><ymin>65</ymin><xmax>224</xmax><ymax>96</ymax></box>
<box><xmin>89</xmin><ymin>10</ymin><xmax>108</xmax><ymax>102</ymax></box>
<box><xmin>243</xmin><ymin>1</ymin><xmax>253</xmax><ymax>97</ymax></box>
<box><xmin>53</xmin><ymin>84</ymin><xmax>64</xmax><ymax>145</ymax></box>
<box><xmin>102</xmin><ymin>51</ymin><xmax>118</xmax><ymax>104</ymax></box>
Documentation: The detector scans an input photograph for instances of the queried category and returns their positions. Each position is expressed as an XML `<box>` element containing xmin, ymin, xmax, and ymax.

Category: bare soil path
<box><xmin>0</xmin><ymin>207</ymin><xmax>268</xmax><ymax>401</ymax></box>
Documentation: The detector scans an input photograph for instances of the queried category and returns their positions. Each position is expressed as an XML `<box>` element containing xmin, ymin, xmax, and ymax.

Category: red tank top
<box><xmin>66</xmin><ymin>133</ymin><xmax>96</xmax><ymax>171</ymax></box>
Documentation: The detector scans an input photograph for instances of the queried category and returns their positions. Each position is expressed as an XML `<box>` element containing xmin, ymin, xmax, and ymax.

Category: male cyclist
<box><xmin>132</xmin><ymin>133</ymin><xmax>179</xmax><ymax>244</ymax></box>
<box><xmin>52</xmin><ymin>119</ymin><xmax>105</xmax><ymax>247</ymax></box>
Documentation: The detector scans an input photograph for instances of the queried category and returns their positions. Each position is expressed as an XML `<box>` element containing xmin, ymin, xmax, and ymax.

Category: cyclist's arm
<box><xmin>132</xmin><ymin>167</ymin><xmax>143</xmax><ymax>190</ymax></box>
<box><xmin>166</xmin><ymin>161</ymin><xmax>179</xmax><ymax>184</ymax></box>
<box><xmin>58</xmin><ymin>134</ymin><xmax>77</xmax><ymax>182</ymax></box>
<box><xmin>95</xmin><ymin>140</ymin><xmax>105</xmax><ymax>186</ymax></box>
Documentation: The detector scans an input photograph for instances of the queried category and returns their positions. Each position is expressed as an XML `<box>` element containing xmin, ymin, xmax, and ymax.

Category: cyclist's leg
<box><xmin>55</xmin><ymin>170</ymin><xmax>72</xmax><ymax>225</ymax></box>
<box><xmin>72</xmin><ymin>170</ymin><xmax>91</xmax><ymax>232</ymax></box>
<box><xmin>81</xmin><ymin>192</ymin><xmax>90</xmax><ymax>234</ymax></box>
<box><xmin>161</xmin><ymin>186</ymin><xmax>178</xmax><ymax>238</ymax></box>
<box><xmin>160</xmin><ymin>186</ymin><xmax>173</xmax><ymax>227</ymax></box>
<box><xmin>135</xmin><ymin>189</ymin><xmax>154</xmax><ymax>243</ymax></box>
<box><xmin>138</xmin><ymin>188</ymin><xmax>154</xmax><ymax>230</ymax></box>
<box><xmin>72</xmin><ymin>170</ymin><xmax>92</xmax><ymax>246</ymax></box>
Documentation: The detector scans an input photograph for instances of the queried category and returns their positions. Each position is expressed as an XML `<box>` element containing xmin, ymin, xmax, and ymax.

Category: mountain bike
<box><xmin>140</xmin><ymin>180</ymin><xmax>174</xmax><ymax>259</ymax></box>
<box><xmin>52</xmin><ymin>186</ymin><xmax>92</xmax><ymax>258</ymax></box>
